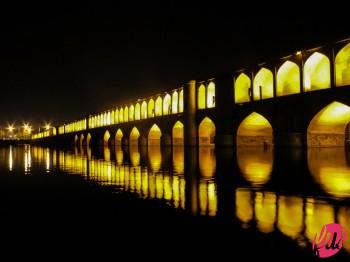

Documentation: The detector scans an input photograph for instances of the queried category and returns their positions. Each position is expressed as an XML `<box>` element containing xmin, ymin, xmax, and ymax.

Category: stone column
<box><xmin>184</xmin><ymin>80</ymin><xmax>197</xmax><ymax>146</ymax></box>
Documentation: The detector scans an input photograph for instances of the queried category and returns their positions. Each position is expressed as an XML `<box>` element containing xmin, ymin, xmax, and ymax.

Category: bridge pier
<box><xmin>274</xmin><ymin>132</ymin><xmax>305</xmax><ymax>147</ymax></box>
<box><xmin>184</xmin><ymin>80</ymin><xmax>198</xmax><ymax>146</ymax></box>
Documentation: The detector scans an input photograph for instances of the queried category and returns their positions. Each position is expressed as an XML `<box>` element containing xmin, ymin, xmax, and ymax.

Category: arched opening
<box><xmin>111</xmin><ymin>111</ymin><xmax>115</xmax><ymax>125</ymax></box>
<box><xmin>253</xmin><ymin>68</ymin><xmax>274</xmax><ymax>100</ymax></box>
<box><xmin>119</xmin><ymin>108</ymin><xmax>124</xmax><ymax>123</ymax></box>
<box><xmin>235</xmin><ymin>73</ymin><xmax>251</xmax><ymax>103</ymax></box>
<box><xmin>135</xmin><ymin>103</ymin><xmax>141</xmax><ymax>120</ymax></box>
<box><xmin>148</xmin><ymin>124</ymin><xmax>162</xmax><ymax>146</ymax></box>
<box><xmin>207</xmin><ymin>82</ymin><xmax>215</xmax><ymax>108</ymax></box>
<box><xmin>237</xmin><ymin>147</ymin><xmax>273</xmax><ymax>186</ymax></box>
<box><xmin>104</xmin><ymin>112</ymin><xmax>108</xmax><ymax>126</ymax></box>
<box><xmin>141</xmin><ymin>101</ymin><xmax>147</xmax><ymax>119</ymax></box>
<box><xmin>86</xmin><ymin>133</ymin><xmax>92</xmax><ymax>147</ymax></box>
<box><xmin>80</xmin><ymin>134</ymin><xmax>84</xmax><ymax>146</ymax></box>
<box><xmin>155</xmin><ymin>96</ymin><xmax>163</xmax><ymax>116</ymax></box>
<box><xmin>114</xmin><ymin>109</ymin><xmax>119</xmax><ymax>124</ymax></box>
<box><xmin>179</xmin><ymin>89</ymin><xmax>184</xmax><ymax>113</ymax></box>
<box><xmin>308</xmin><ymin>148</ymin><xmax>350</xmax><ymax>197</ymax></box>
<box><xmin>115</xmin><ymin>129</ymin><xmax>123</xmax><ymax>146</ymax></box>
<box><xmin>335</xmin><ymin>43</ymin><xmax>350</xmax><ymax>87</ymax></box>
<box><xmin>237</xmin><ymin>112</ymin><xmax>273</xmax><ymax>146</ymax></box>
<box><xmin>124</xmin><ymin>106</ymin><xmax>129</xmax><ymax>122</ymax></box>
<box><xmin>129</xmin><ymin>127</ymin><xmax>140</xmax><ymax>146</ymax></box>
<box><xmin>107</xmin><ymin>112</ymin><xmax>111</xmax><ymax>125</ymax></box>
<box><xmin>307</xmin><ymin>101</ymin><xmax>350</xmax><ymax>147</ymax></box>
<box><xmin>163</xmin><ymin>94</ymin><xmax>171</xmax><ymax>115</ymax></box>
<box><xmin>277</xmin><ymin>61</ymin><xmax>300</xmax><ymax>96</ymax></box>
<box><xmin>198</xmin><ymin>84</ymin><xmax>206</xmax><ymax>109</ymax></box>
<box><xmin>104</xmin><ymin>130</ymin><xmax>111</xmax><ymax>146</ymax></box>
<box><xmin>304</xmin><ymin>52</ymin><xmax>330</xmax><ymax>91</ymax></box>
<box><xmin>74</xmin><ymin>134</ymin><xmax>78</xmax><ymax>145</ymax></box>
<box><xmin>172</xmin><ymin>121</ymin><xmax>184</xmax><ymax>146</ymax></box>
<box><xmin>129</xmin><ymin>105</ymin><xmax>134</xmax><ymax>121</ymax></box>
<box><xmin>172</xmin><ymin>91</ymin><xmax>178</xmax><ymax>114</ymax></box>
<box><xmin>199</xmin><ymin>117</ymin><xmax>216</xmax><ymax>146</ymax></box>
<box><xmin>148</xmin><ymin>99</ymin><xmax>155</xmax><ymax>118</ymax></box>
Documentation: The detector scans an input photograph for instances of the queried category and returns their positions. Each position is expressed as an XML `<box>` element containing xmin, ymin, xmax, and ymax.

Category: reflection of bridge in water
<box><xmin>23</xmin><ymin>145</ymin><xmax>350</xmax><ymax>254</ymax></box>
<box><xmin>31</xmin><ymin>39</ymin><xmax>350</xmax><ymax>148</ymax></box>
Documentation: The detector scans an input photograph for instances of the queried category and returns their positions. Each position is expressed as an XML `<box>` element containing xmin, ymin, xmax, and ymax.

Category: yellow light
<box><xmin>198</xmin><ymin>84</ymin><xmax>206</xmax><ymax>109</ymax></box>
<box><xmin>7</xmin><ymin>125</ymin><xmax>14</xmax><ymax>132</ymax></box>
<box><xmin>296</xmin><ymin>51</ymin><xmax>302</xmax><ymax>55</ymax></box>
<box><xmin>45</xmin><ymin>124</ymin><xmax>51</xmax><ymax>130</ymax></box>
<box><xmin>207</xmin><ymin>82</ymin><xmax>215</xmax><ymax>108</ymax></box>
<box><xmin>198</xmin><ymin>117</ymin><xmax>216</xmax><ymax>146</ymax></box>
<box><xmin>335</xmin><ymin>43</ymin><xmax>350</xmax><ymax>87</ymax></box>
<box><xmin>129</xmin><ymin>127</ymin><xmax>140</xmax><ymax>146</ymax></box>
<box><xmin>172</xmin><ymin>121</ymin><xmax>184</xmax><ymax>146</ymax></box>
<box><xmin>235</xmin><ymin>73</ymin><xmax>251</xmax><ymax>103</ymax></box>
<box><xmin>277</xmin><ymin>61</ymin><xmax>300</xmax><ymax>96</ymax></box>
<box><xmin>148</xmin><ymin>124</ymin><xmax>161</xmax><ymax>146</ymax></box>
<box><xmin>199</xmin><ymin>147</ymin><xmax>216</xmax><ymax>178</ymax></box>
<box><xmin>277</xmin><ymin>196</ymin><xmax>303</xmax><ymax>239</ymax></box>
<box><xmin>253</xmin><ymin>68</ymin><xmax>274</xmax><ymax>100</ymax></box>
<box><xmin>303</xmin><ymin>52</ymin><xmax>330</xmax><ymax>91</ymax></box>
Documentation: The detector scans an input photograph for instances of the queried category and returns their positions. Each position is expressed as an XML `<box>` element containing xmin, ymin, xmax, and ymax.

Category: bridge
<box><xmin>32</xmin><ymin>38</ymin><xmax>350</xmax><ymax>148</ymax></box>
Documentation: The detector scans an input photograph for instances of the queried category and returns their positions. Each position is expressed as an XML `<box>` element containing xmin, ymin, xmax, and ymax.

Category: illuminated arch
<box><xmin>124</xmin><ymin>106</ymin><xmax>129</xmax><ymax>122</ymax></box>
<box><xmin>97</xmin><ymin>115</ymin><xmax>101</xmax><ymax>127</ymax></box>
<box><xmin>335</xmin><ymin>43</ymin><xmax>350</xmax><ymax>87</ymax></box>
<box><xmin>119</xmin><ymin>108</ymin><xmax>124</xmax><ymax>123</ymax></box>
<box><xmin>107</xmin><ymin>111</ymin><xmax>111</xmax><ymax>125</ymax></box>
<box><xmin>86</xmin><ymin>133</ymin><xmax>92</xmax><ymax>147</ymax></box>
<box><xmin>79</xmin><ymin>134</ymin><xmax>84</xmax><ymax>146</ymax></box>
<box><xmin>115</xmin><ymin>129</ymin><xmax>123</xmax><ymax>145</ymax></box>
<box><xmin>199</xmin><ymin>147</ymin><xmax>216</xmax><ymax>178</ymax></box>
<box><xmin>104</xmin><ymin>130</ymin><xmax>111</xmax><ymax>146</ymax></box>
<box><xmin>129</xmin><ymin>105</ymin><xmax>134</xmax><ymax>121</ymax></box>
<box><xmin>148</xmin><ymin>124</ymin><xmax>162</xmax><ymax>146</ymax></box>
<box><xmin>179</xmin><ymin>89</ymin><xmax>184</xmax><ymax>112</ymax></box>
<box><xmin>235</xmin><ymin>73</ymin><xmax>251</xmax><ymax>103</ymax></box>
<box><xmin>237</xmin><ymin>112</ymin><xmax>273</xmax><ymax>146</ymax></box>
<box><xmin>254</xmin><ymin>192</ymin><xmax>276</xmax><ymax>233</ymax></box>
<box><xmin>237</xmin><ymin>147</ymin><xmax>273</xmax><ymax>185</ymax></box>
<box><xmin>102</xmin><ymin>113</ymin><xmax>106</xmax><ymax>126</ymax></box>
<box><xmin>148</xmin><ymin>146</ymin><xmax>161</xmax><ymax>172</ymax></box>
<box><xmin>277</xmin><ymin>196</ymin><xmax>303</xmax><ymax>239</ymax></box>
<box><xmin>173</xmin><ymin>146</ymin><xmax>184</xmax><ymax>174</ymax></box>
<box><xmin>277</xmin><ymin>61</ymin><xmax>300</xmax><ymax>96</ymax></box>
<box><xmin>207</xmin><ymin>82</ymin><xmax>215</xmax><ymax>108</ymax></box>
<box><xmin>304</xmin><ymin>52</ymin><xmax>330</xmax><ymax>91</ymax></box>
<box><xmin>129</xmin><ymin>145</ymin><xmax>140</xmax><ymax>167</ymax></box>
<box><xmin>135</xmin><ymin>103</ymin><xmax>141</xmax><ymax>120</ymax></box>
<box><xmin>199</xmin><ymin>117</ymin><xmax>216</xmax><ymax>146</ymax></box>
<box><xmin>172</xmin><ymin>91</ymin><xmax>178</xmax><ymax>114</ymax></box>
<box><xmin>148</xmin><ymin>99</ymin><xmax>155</xmax><ymax>118</ymax></box>
<box><xmin>307</xmin><ymin>101</ymin><xmax>350</xmax><ymax>146</ymax></box>
<box><xmin>198</xmin><ymin>84</ymin><xmax>206</xmax><ymax>109</ymax></box>
<box><xmin>74</xmin><ymin>134</ymin><xmax>78</xmax><ymax>145</ymax></box>
<box><xmin>172</xmin><ymin>121</ymin><xmax>184</xmax><ymax>146</ymax></box>
<box><xmin>155</xmin><ymin>96</ymin><xmax>162</xmax><ymax>116</ymax></box>
<box><xmin>253</xmin><ymin>68</ymin><xmax>274</xmax><ymax>100</ymax></box>
<box><xmin>114</xmin><ymin>109</ymin><xmax>119</xmax><ymax>124</ymax></box>
<box><xmin>129</xmin><ymin>127</ymin><xmax>140</xmax><ymax>146</ymax></box>
<box><xmin>308</xmin><ymin>148</ymin><xmax>350</xmax><ymax>197</ymax></box>
<box><xmin>110</xmin><ymin>111</ymin><xmax>115</xmax><ymax>125</ymax></box>
<box><xmin>141</xmin><ymin>101</ymin><xmax>147</xmax><ymax>119</ymax></box>
<box><xmin>163</xmin><ymin>94</ymin><xmax>171</xmax><ymax>115</ymax></box>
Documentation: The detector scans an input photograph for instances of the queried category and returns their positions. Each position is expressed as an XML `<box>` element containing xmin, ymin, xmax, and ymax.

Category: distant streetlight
<box><xmin>7</xmin><ymin>125</ymin><xmax>14</xmax><ymax>132</ymax></box>
<box><xmin>45</xmin><ymin>124</ymin><xmax>51</xmax><ymax>130</ymax></box>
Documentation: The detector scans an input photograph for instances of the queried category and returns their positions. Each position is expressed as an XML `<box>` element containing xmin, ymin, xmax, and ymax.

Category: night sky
<box><xmin>1</xmin><ymin>2</ymin><xmax>349</xmax><ymax>128</ymax></box>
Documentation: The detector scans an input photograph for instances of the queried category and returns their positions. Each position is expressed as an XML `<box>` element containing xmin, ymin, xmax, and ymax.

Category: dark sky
<box><xmin>1</xmin><ymin>2</ymin><xmax>349</xmax><ymax>128</ymax></box>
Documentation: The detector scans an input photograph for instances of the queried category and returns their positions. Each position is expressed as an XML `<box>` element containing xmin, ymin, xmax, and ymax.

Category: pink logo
<box><xmin>312</xmin><ymin>223</ymin><xmax>347</xmax><ymax>258</ymax></box>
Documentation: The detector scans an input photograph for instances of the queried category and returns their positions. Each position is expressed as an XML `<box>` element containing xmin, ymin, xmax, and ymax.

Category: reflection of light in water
<box><xmin>237</xmin><ymin>147</ymin><xmax>273</xmax><ymax>186</ymax></box>
<box><xmin>254</xmin><ymin>192</ymin><xmax>276</xmax><ymax>233</ymax></box>
<box><xmin>199</xmin><ymin>180</ymin><xmax>217</xmax><ymax>216</ymax></box>
<box><xmin>305</xmin><ymin>198</ymin><xmax>335</xmax><ymax>243</ymax></box>
<box><xmin>115</xmin><ymin>146</ymin><xmax>123</xmax><ymax>165</ymax></box>
<box><xmin>148</xmin><ymin>146</ymin><xmax>162</xmax><ymax>172</ymax></box>
<box><xmin>172</xmin><ymin>146</ymin><xmax>184</xmax><ymax>174</ymax></box>
<box><xmin>338</xmin><ymin>207</ymin><xmax>350</xmax><ymax>252</ymax></box>
<box><xmin>236</xmin><ymin>188</ymin><xmax>253</xmax><ymax>225</ymax></box>
<box><xmin>308</xmin><ymin>148</ymin><xmax>350</xmax><ymax>197</ymax></box>
<box><xmin>87</xmin><ymin>147</ymin><xmax>92</xmax><ymax>160</ymax></box>
<box><xmin>24</xmin><ymin>145</ymin><xmax>31</xmax><ymax>174</ymax></box>
<box><xmin>141</xmin><ymin>168</ymin><xmax>149</xmax><ymax>198</ymax></box>
<box><xmin>277</xmin><ymin>196</ymin><xmax>303</xmax><ymax>239</ymax></box>
<box><xmin>46</xmin><ymin>148</ymin><xmax>50</xmax><ymax>172</ymax></box>
<box><xmin>130</xmin><ymin>146</ymin><xmax>140</xmax><ymax>167</ymax></box>
<box><xmin>8</xmin><ymin>145</ymin><xmax>13</xmax><ymax>171</ymax></box>
<box><xmin>199</xmin><ymin>147</ymin><xmax>216</xmax><ymax>178</ymax></box>
<box><xmin>104</xmin><ymin>146</ymin><xmax>110</xmax><ymax>161</ymax></box>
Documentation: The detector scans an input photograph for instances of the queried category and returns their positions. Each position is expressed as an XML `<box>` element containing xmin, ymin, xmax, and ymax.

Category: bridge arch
<box><xmin>135</xmin><ymin>103</ymin><xmax>141</xmax><ymax>120</ymax></box>
<box><xmin>237</xmin><ymin>112</ymin><xmax>273</xmax><ymax>146</ymax></box>
<box><xmin>163</xmin><ymin>94</ymin><xmax>171</xmax><ymax>115</ymax></box>
<box><xmin>155</xmin><ymin>96</ymin><xmax>163</xmax><ymax>116</ymax></box>
<box><xmin>104</xmin><ymin>130</ymin><xmax>111</xmax><ymax>146</ymax></box>
<box><xmin>74</xmin><ymin>134</ymin><xmax>79</xmax><ymax>145</ymax></box>
<box><xmin>207</xmin><ymin>82</ymin><xmax>215</xmax><ymax>108</ymax></box>
<box><xmin>119</xmin><ymin>108</ymin><xmax>124</xmax><ymax>123</ymax></box>
<box><xmin>303</xmin><ymin>52</ymin><xmax>330</xmax><ymax>91</ymax></box>
<box><xmin>307</xmin><ymin>101</ymin><xmax>350</xmax><ymax>147</ymax></box>
<box><xmin>130</xmin><ymin>127</ymin><xmax>140</xmax><ymax>146</ymax></box>
<box><xmin>115</xmin><ymin>129</ymin><xmax>123</xmax><ymax>146</ymax></box>
<box><xmin>114</xmin><ymin>109</ymin><xmax>119</xmax><ymax>124</ymax></box>
<box><xmin>335</xmin><ymin>43</ymin><xmax>350</xmax><ymax>87</ymax></box>
<box><xmin>148</xmin><ymin>99</ymin><xmax>155</xmax><ymax>118</ymax></box>
<box><xmin>172</xmin><ymin>121</ymin><xmax>184</xmax><ymax>146</ymax></box>
<box><xmin>172</xmin><ymin>91</ymin><xmax>178</xmax><ymax>114</ymax></box>
<box><xmin>277</xmin><ymin>60</ymin><xmax>300</xmax><ymax>96</ymax></box>
<box><xmin>198</xmin><ymin>84</ymin><xmax>206</xmax><ymax>109</ymax></box>
<box><xmin>235</xmin><ymin>73</ymin><xmax>251</xmax><ymax>103</ymax></box>
<box><xmin>124</xmin><ymin>106</ymin><xmax>129</xmax><ymax>122</ymax></box>
<box><xmin>129</xmin><ymin>105</ymin><xmax>135</xmax><ymax>121</ymax></box>
<box><xmin>86</xmin><ymin>133</ymin><xmax>92</xmax><ymax>147</ymax></box>
<box><xmin>148</xmin><ymin>124</ymin><xmax>162</xmax><ymax>146</ymax></box>
<box><xmin>199</xmin><ymin>117</ymin><xmax>216</xmax><ymax>146</ymax></box>
<box><xmin>141</xmin><ymin>101</ymin><xmax>147</xmax><ymax>119</ymax></box>
<box><xmin>79</xmin><ymin>134</ymin><xmax>85</xmax><ymax>146</ymax></box>
<box><xmin>253</xmin><ymin>68</ymin><xmax>274</xmax><ymax>100</ymax></box>
<box><xmin>110</xmin><ymin>110</ymin><xmax>115</xmax><ymax>125</ymax></box>
<box><xmin>179</xmin><ymin>89</ymin><xmax>184</xmax><ymax>112</ymax></box>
